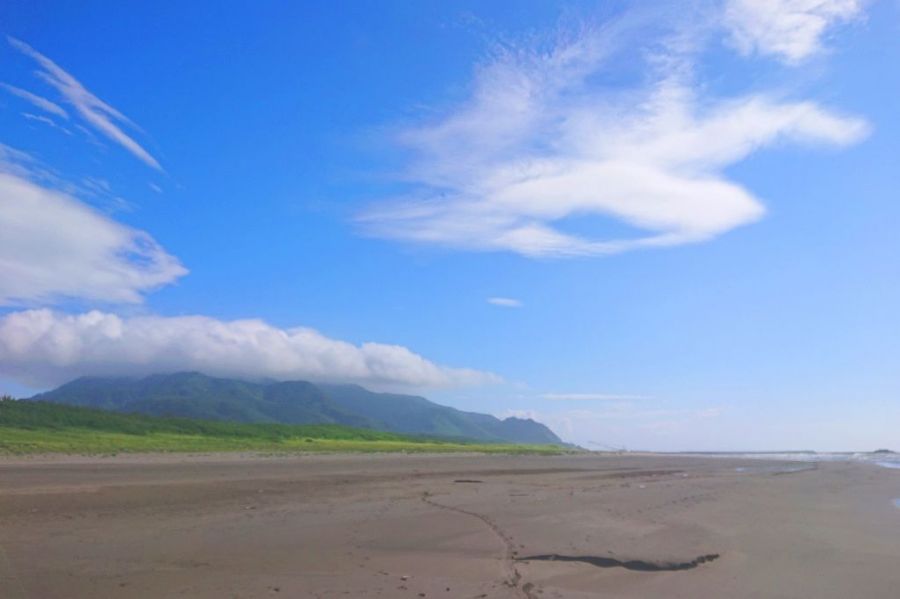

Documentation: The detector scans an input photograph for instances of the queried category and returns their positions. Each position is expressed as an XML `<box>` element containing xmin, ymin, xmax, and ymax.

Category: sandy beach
<box><xmin>0</xmin><ymin>453</ymin><xmax>898</xmax><ymax>598</ymax></box>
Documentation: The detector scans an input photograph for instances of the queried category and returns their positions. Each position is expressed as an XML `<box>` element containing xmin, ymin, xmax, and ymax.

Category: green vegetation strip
<box><xmin>0</xmin><ymin>400</ymin><xmax>565</xmax><ymax>456</ymax></box>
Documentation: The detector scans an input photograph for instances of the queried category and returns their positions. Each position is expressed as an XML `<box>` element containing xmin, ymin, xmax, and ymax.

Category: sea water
<box><xmin>733</xmin><ymin>464</ymin><xmax>815</xmax><ymax>474</ymax></box>
<box><xmin>699</xmin><ymin>452</ymin><xmax>900</xmax><ymax>510</ymax></box>
<box><xmin>684</xmin><ymin>451</ymin><xmax>900</xmax><ymax>469</ymax></box>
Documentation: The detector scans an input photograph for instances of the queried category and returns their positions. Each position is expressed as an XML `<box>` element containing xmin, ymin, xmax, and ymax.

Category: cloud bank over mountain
<box><xmin>0</xmin><ymin>309</ymin><xmax>498</xmax><ymax>389</ymax></box>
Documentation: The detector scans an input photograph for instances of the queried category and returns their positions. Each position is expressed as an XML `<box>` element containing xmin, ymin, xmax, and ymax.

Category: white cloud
<box><xmin>0</xmin><ymin>154</ymin><xmax>186</xmax><ymax>305</ymax></box>
<box><xmin>7</xmin><ymin>37</ymin><xmax>163</xmax><ymax>170</ymax></box>
<box><xmin>359</xmin><ymin>17</ymin><xmax>867</xmax><ymax>258</ymax></box>
<box><xmin>723</xmin><ymin>0</ymin><xmax>863</xmax><ymax>64</ymax></box>
<box><xmin>21</xmin><ymin>112</ymin><xmax>72</xmax><ymax>135</ymax></box>
<box><xmin>487</xmin><ymin>297</ymin><xmax>522</xmax><ymax>308</ymax></box>
<box><xmin>0</xmin><ymin>83</ymin><xmax>69</xmax><ymax>119</ymax></box>
<box><xmin>0</xmin><ymin>309</ymin><xmax>500</xmax><ymax>389</ymax></box>
<box><xmin>542</xmin><ymin>393</ymin><xmax>649</xmax><ymax>401</ymax></box>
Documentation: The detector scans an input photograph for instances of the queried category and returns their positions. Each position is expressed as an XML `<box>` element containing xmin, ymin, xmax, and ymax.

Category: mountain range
<box><xmin>29</xmin><ymin>372</ymin><xmax>562</xmax><ymax>445</ymax></box>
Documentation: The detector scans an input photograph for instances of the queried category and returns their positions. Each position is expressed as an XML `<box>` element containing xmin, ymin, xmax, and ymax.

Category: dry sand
<box><xmin>1</xmin><ymin>452</ymin><xmax>898</xmax><ymax>598</ymax></box>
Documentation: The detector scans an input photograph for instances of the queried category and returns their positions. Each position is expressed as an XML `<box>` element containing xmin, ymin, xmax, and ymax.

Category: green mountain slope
<box><xmin>318</xmin><ymin>384</ymin><xmax>562</xmax><ymax>444</ymax></box>
<box><xmin>0</xmin><ymin>399</ymin><xmax>566</xmax><ymax>455</ymax></box>
<box><xmin>29</xmin><ymin>372</ymin><xmax>562</xmax><ymax>444</ymax></box>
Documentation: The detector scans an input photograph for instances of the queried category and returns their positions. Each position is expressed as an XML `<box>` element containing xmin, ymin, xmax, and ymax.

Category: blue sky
<box><xmin>1</xmin><ymin>1</ymin><xmax>898</xmax><ymax>450</ymax></box>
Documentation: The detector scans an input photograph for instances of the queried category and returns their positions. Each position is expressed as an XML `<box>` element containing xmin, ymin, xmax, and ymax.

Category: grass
<box><xmin>0</xmin><ymin>399</ymin><xmax>567</xmax><ymax>456</ymax></box>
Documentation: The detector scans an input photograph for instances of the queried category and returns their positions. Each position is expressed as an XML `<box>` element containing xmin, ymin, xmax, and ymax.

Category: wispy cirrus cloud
<box><xmin>0</xmin><ymin>146</ymin><xmax>185</xmax><ymax>305</ymax></box>
<box><xmin>0</xmin><ymin>82</ymin><xmax>68</xmax><ymax>119</ymax></box>
<box><xmin>359</xmin><ymin>4</ymin><xmax>868</xmax><ymax>258</ymax></box>
<box><xmin>7</xmin><ymin>36</ymin><xmax>163</xmax><ymax>171</ymax></box>
<box><xmin>0</xmin><ymin>309</ymin><xmax>500</xmax><ymax>390</ymax></box>
<box><xmin>21</xmin><ymin>112</ymin><xmax>72</xmax><ymax>136</ymax></box>
<box><xmin>487</xmin><ymin>297</ymin><xmax>522</xmax><ymax>308</ymax></box>
<box><xmin>723</xmin><ymin>0</ymin><xmax>863</xmax><ymax>64</ymax></box>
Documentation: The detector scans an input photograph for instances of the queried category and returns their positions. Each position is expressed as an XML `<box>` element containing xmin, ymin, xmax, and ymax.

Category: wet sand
<box><xmin>1</xmin><ymin>453</ymin><xmax>898</xmax><ymax>598</ymax></box>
